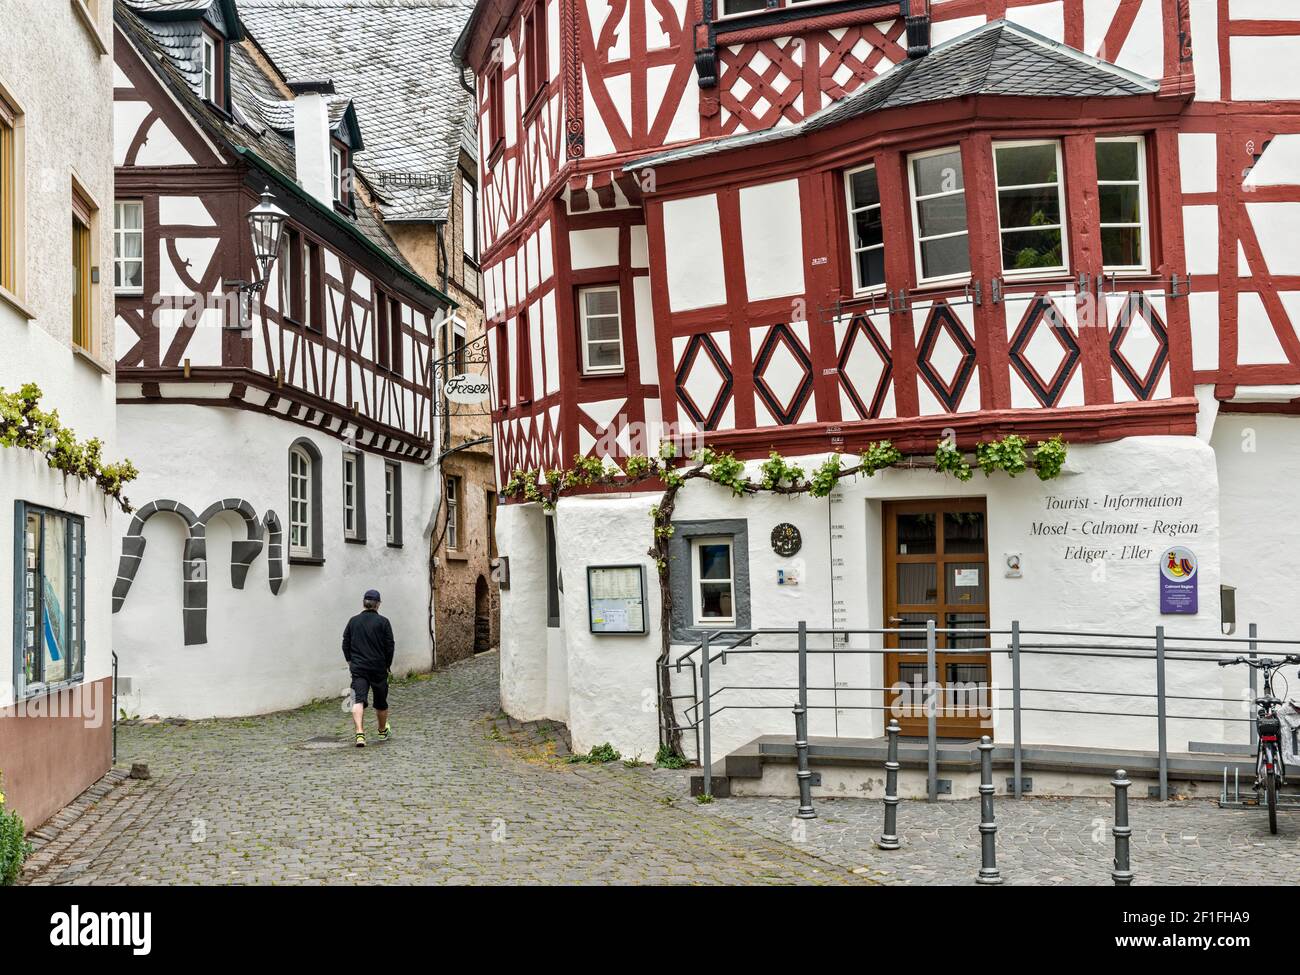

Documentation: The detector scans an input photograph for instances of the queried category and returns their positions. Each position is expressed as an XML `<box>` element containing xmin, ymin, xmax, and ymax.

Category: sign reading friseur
<box><xmin>443</xmin><ymin>373</ymin><xmax>491</xmax><ymax>405</ymax></box>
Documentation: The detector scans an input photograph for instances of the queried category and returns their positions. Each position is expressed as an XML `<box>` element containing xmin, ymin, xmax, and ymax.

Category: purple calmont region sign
<box><xmin>1159</xmin><ymin>547</ymin><xmax>1198</xmax><ymax>615</ymax></box>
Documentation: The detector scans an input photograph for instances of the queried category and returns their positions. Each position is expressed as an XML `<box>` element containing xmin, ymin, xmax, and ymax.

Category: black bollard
<box><xmin>877</xmin><ymin>719</ymin><xmax>901</xmax><ymax>850</ymax></box>
<box><xmin>1112</xmin><ymin>769</ymin><xmax>1133</xmax><ymax>886</ymax></box>
<box><xmin>976</xmin><ymin>736</ymin><xmax>1002</xmax><ymax>885</ymax></box>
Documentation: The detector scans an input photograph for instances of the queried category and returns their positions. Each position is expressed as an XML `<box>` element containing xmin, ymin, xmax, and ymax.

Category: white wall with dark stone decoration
<box><xmin>497</xmin><ymin>437</ymin><xmax>1231</xmax><ymax>761</ymax></box>
<box><xmin>112</xmin><ymin>403</ymin><xmax>434</xmax><ymax>719</ymax></box>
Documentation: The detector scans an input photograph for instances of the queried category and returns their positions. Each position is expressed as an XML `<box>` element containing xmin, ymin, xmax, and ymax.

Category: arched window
<box><xmin>287</xmin><ymin>438</ymin><xmax>323</xmax><ymax>562</ymax></box>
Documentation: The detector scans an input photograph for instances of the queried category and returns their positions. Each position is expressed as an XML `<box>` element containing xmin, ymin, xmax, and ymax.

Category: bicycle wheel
<box><xmin>1267</xmin><ymin>771</ymin><xmax>1279</xmax><ymax>835</ymax></box>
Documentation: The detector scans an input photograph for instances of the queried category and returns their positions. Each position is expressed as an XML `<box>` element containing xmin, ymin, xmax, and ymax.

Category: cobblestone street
<box><xmin>20</xmin><ymin>651</ymin><xmax>1300</xmax><ymax>886</ymax></box>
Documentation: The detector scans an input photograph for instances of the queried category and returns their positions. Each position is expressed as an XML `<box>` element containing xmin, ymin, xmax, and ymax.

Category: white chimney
<box><xmin>289</xmin><ymin>79</ymin><xmax>335</xmax><ymax>206</ymax></box>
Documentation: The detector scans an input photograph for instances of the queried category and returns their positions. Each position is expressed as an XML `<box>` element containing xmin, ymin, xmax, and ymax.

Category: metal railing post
<box><xmin>1155</xmin><ymin>625</ymin><xmax>1168</xmax><ymax>802</ymax></box>
<box><xmin>926</xmin><ymin>618</ymin><xmax>937</xmax><ymax>803</ymax></box>
<box><xmin>1011</xmin><ymin>620</ymin><xmax>1022</xmax><ymax>799</ymax></box>
<box><xmin>794</xmin><ymin>620</ymin><xmax>816</xmax><ymax>819</ymax></box>
<box><xmin>112</xmin><ymin>650</ymin><xmax>119</xmax><ymax>764</ymax></box>
<box><xmin>1249</xmin><ymin>622</ymin><xmax>1259</xmax><ymax>750</ymax></box>
<box><xmin>700</xmin><ymin>632</ymin><xmax>712</xmax><ymax>797</ymax></box>
<box><xmin>977</xmin><ymin>736</ymin><xmax>1002</xmax><ymax>884</ymax></box>
<box><xmin>1111</xmin><ymin>769</ymin><xmax>1133</xmax><ymax>886</ymax></box>
<box><xmin>877</xmin><ymin>718</ymin><xmax>901</xmax><ymax>850</ymax></box>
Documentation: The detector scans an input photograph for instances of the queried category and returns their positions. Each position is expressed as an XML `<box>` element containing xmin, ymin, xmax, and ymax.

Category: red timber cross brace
<box><xmin>635</xmin><ymin>18</ymin><xmax>1203</xmax><ymax>460</ymax></box>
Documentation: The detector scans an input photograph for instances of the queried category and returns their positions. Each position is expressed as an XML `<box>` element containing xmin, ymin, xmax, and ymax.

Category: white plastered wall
<box><xmin>111</xmin><ymin>404</ymin><xmax>433</xmax><ymax>719</ymax></box>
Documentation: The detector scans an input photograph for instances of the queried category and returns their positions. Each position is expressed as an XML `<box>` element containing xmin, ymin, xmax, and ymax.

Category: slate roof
<box><xmin>630</xmin><ymin>19</ymin><xmax>1160</xmax><ymax>171</ymax></box>
<box><xmin>115</xmin><ymin>0</ymin><xmax>439</xmax><ymax>292</ymax></box>
<box><xmin>238</xmin><ymin>0</ymin><xmax>478</xmax><ymax>222</ymax></box>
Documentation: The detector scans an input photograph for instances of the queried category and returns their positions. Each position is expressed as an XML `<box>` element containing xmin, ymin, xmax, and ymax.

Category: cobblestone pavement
<box><xmin>22</xmin><ymin>650</ymin><xmax>1299</xmax><ymax>885</ymax></box>
<box><xmin>694</xmin><ymin>788</ymin><xmax>1300</xmax><ymax>885</ymax></box>
<box><xmin>21</xmin><ymin>652</ymin><xmax>856</xmax><ymax>886</ymax></box>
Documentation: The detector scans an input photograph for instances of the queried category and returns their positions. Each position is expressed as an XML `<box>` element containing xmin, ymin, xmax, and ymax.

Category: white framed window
<box><xmin>385</xmin><ymin>463</ymin><xmax>396</xmax><ymax>544</ymax></box>
<box><xmin>462</xmin><ymin>173</ymin><xmax>478</xmax><ymax>263</ymax></box>
<box><xmin>113</xmin><ymin>200</ymin><xmax>144</xmax><ymax>293</ymax></box>
<box><xmin>993</xmin><ymin>140</ymin><xmax>1068</xmax><ymax>276</ymax></box>
<box><xmin>845</xmin><ymin>163</ymin><xmax>885</xmax><ymax>293</ymax></box>
<box><xmin>1096</xmin><ymin>135</ymin><xmax>1150</xmax><ymax>273</ymax></box>
<box><xmin>692</xmin><ymin>536</ymin><xmax>735</xmax><ymax>627</ymax></box>
<box><xmin>578</xmin><ymin>285</ymin><xmax>623</xmax><ymax>375</ymax></box>
<box><xmin>331</xmin><ymin>145</ymin><xmax>342</xmax><ymax>203</ymax></box>
<box><xmin>343</xmin><ymin>452</ymin><xmax>359</xmax><ymax>540</ymax></box>
<box><xmin>907</xmin><ymin>146</ymin><xmax>970</xmax><ymax>285</ymax></box>
<box><xmin>445</xmin><ymin>475</ymin><xmax>460</xmax><ymax>551</ymax></box>
<box><xmin>289</xmin><ymin>445</ymin><xmax>312</xmax><ymax>556</ymax></box>
<box><xmin>201</xmin><ymin>34</ymin><xmax>217</xmax><ymax>102</ymax></box>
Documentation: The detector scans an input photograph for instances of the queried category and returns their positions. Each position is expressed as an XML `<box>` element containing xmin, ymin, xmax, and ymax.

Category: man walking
<box><xmin>343</xmin><ymin>589</ymin><xmax>395</xmax><ymax>747</ymax></box>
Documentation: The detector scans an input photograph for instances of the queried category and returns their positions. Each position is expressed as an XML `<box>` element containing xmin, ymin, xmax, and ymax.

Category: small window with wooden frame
<box><xmin>0</xmin><ymin>85</ymin><xmax>20</xmax><ymax>299</ymax></box>
<box><xmin>515</xmin><ymin>309</ymin><xmax>533</xmax><ymax>403</ymax></box>
<box><xmin>524</xmin><ymin>2</ymin><xmax>548</xmax><ymax>106</ymax></box>
<box><xmin>303</xmin><ymin>236</ymin><xmax>322</xmax><ymax>331</ymax></box>
<box><xmin>71</xmin><ymin>181</ymin><xmax>97</xmax><ymax>353</ymax></box>
<box><xmin>487</xmin><ymin>64</ymin><xmax>505</xmax><ymax>161</ymax></box>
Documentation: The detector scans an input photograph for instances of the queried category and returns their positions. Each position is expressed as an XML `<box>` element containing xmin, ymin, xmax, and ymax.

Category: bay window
<box><xmin>845</xmin><ymin>163</ymin><xmax>885</xmax><ymax>292</ymax></box>
<box><xmin>993</xmin><ymin>140</ymin><xmax>1067</xmax><ymax>275</ymax></box>
<box><xmin>578</xmin><ymin>285</ymin><xmax>623</xmax><ymax>375</ymax></box>
<box><xmin>908</xmin><ymin>147</ymin><xmax>970</xmax><ymax>284</ymax></box>
<box><xmin>1096</xmin><ymin>136</ymin><xmax>1149</xmax><ymax>272</ymax></box>
<box><xmin>15</xmin><ymin>503</ymin><xmax>85</xmax><ymax>695</ymax></box>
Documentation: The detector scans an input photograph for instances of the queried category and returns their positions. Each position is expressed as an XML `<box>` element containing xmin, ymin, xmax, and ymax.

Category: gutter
<box><xmin>233</xmin><ymin>145</ymin><xmax>458</xmax><ymax>310</ymax></box>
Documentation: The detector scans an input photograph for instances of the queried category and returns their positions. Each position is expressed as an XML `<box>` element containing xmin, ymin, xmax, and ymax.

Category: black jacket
<box><xmin>342</xmin><ymin>610</ymin><xmax>395</xmax><ymax>675</ymax></box>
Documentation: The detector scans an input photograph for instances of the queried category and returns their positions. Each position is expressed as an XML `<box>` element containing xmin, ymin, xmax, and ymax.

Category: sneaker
<box><xmin>378</xmin><ymin>723</ymin><xmax>392</xmax><ymax>742</ymax></box>
<box><xmin>355</xmin><ymin>732</ymin><xmax>366</xmax><ymax>748</ymax></box>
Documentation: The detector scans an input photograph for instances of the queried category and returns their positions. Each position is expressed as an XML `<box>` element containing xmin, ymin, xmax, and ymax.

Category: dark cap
<box><xmin>364</xmin><ymin>589</ymin><xmax>381</xmax><ymax>602</ymax></box>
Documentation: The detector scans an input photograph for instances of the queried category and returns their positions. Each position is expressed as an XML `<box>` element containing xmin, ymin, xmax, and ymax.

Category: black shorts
<box><xmin>351</xmin><ymin>671</ymin><xmax>389</xmax><ymax>710</ymax></box>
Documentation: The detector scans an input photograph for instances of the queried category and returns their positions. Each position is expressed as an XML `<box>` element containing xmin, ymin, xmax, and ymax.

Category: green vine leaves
<box><xmin>1</xmin><ymin>384</ymin><xmax>140</xmax><ymax>512</ymax></box>
<box><xmin>502</xmin><ymin>433</ymin><xmax>1069</xmax><ymax>512</ymax></box>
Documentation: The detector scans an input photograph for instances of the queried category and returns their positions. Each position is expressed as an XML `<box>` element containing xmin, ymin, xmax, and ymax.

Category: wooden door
<box><xmin>883</xmin><ymin>498</ymin><xmax>991</xmax><ymax>738</ymax></box>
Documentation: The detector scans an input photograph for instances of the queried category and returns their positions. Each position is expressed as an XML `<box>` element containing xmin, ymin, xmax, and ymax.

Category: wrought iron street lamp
<box><xmin>229</xmin><ymin>189</ymin><xmax>287</xmax><ymax>329</ymax></box>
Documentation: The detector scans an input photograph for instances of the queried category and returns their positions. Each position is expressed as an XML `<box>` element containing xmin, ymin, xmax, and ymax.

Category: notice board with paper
<box><xmin>588</xmin><ymin>565</ymin><xmax>647</xmax><ymax>634</ymax></box>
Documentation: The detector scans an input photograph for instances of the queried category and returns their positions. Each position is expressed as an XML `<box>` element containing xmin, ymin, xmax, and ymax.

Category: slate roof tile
<box><xmin>629</xmin><ymin>19</ymin><xmax>1159</xmax><ymax>171</ymax></box>
<box><xmin>238</xmin><ymin>0</ymin><xmax>478</xmax><ymax>222</ymax></box>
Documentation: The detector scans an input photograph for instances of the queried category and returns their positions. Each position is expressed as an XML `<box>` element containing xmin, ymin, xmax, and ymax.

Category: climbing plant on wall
<box><xmin>503</xmin><ymin>433</ymin><xmax>1068</xmax><ymax>758</ymax></box>
<box><xmin>0</xmin><ymin>383</ymin><xmax>139</xmax><ymax>512</ymax></box>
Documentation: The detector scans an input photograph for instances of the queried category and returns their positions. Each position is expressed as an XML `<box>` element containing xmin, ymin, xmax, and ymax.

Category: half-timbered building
<box><xmin>110</xmin><ymin>0</ymin><xmax>454</xmax><ymax>718</ymax></box>
<box><xmin>238</xmin><ymin>0</ymin><xmax>500</xmax><ymax>669</ymax></box>
<box><xmin>458</xmin><ymin>1</ymin><xmax>1300</xmax><ymax>767</ymax></box>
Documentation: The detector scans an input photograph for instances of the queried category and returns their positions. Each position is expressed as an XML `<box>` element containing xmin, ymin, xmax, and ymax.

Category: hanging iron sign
<box><xmin>443</xmin><ymin>373</ymin><xmax>491</xmax><ymax>405</ymax></box>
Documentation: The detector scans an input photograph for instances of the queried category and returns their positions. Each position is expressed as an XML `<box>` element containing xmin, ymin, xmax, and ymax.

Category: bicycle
<box><xmin>1219</xmin><ymin>654</ymin><xmax>1300</xmax><ymax>834</ymax></box>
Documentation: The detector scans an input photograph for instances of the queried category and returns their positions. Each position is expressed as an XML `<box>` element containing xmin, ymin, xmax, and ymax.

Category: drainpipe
<box><xmin>904</xmin><ymin>0</ymin><xmax>932</xmax><ymax>59</ymax></box>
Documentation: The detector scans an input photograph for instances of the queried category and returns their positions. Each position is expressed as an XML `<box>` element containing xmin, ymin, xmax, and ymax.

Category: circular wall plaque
<box><xmin>770</xmin><ymin>522</ymin><xmax>802</xmax><ymax>557</ymax></box>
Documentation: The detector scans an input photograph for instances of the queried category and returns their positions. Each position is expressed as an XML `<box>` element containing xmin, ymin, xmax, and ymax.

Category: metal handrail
<box><xmin>675</xmin><ymin>620</ymin><xmax>1290</xmax><ymax>802</ymax></box>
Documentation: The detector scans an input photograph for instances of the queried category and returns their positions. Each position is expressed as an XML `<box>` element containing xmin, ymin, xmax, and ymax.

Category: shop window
<box><xmin>908</xmin><ymin>146</ymin><xmax>970</xmax><ymax>284</ymax></box>
<box><xmin>14</xmin><ymin>502</ymin><xmax>85</xmax><ymax>696</ymax></box>
<box><xmin>993</xmin><ymin>140</ymin><xmax>1068</xmax><ymax>275</ymax></box>
<box><xmin>1096</xmin><ymin>136</ymin><xmax>1150</xmax><ymax>272</ymax></box>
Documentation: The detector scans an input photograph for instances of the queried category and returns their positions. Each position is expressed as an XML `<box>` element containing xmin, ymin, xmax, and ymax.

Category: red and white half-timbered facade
<box><xmin>461</xmin><ymin>0</ymin><xmax>1300</xmax><ymax>766</ymax></box>
<box><xmin>109</xmin><ymin>0</ymin><xmax>452</xmax><ymax>718</ymax></box>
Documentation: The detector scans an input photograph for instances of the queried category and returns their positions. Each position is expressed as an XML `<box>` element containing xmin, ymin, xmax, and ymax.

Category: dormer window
<box><xmin>201</xmin><ymin>33</ymin><xmax>218</xmax><ymax>102</ymax></box>
<box><xmin>331</xmin><ymin>144</ymin><xmax>344</xmax><ymax>204</ymax></box>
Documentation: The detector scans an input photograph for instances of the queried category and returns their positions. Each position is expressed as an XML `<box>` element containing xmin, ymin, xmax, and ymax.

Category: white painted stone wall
<box><xmin>0</xmin><ymin>0</ymin><xmax>117</xmax><ymax>710</ymax></box>
<box><xmin>112</xmin><ymin>403</ymin><xmax>434</xmax><ymax>719</ymax></box>
<box><xmin>499</xmin><ymin>437</ymin><xmax>1240</xmax><ymax>761</ymax></box>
